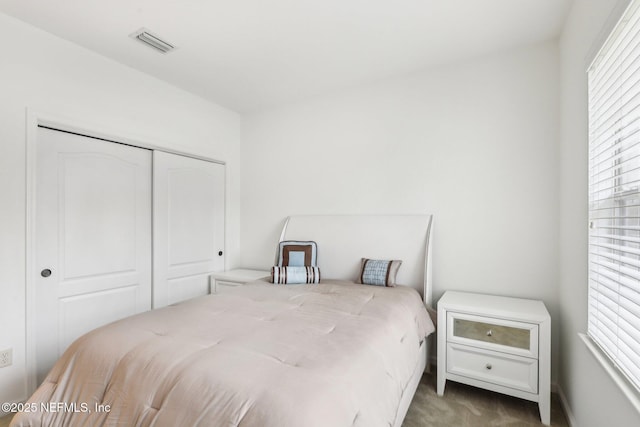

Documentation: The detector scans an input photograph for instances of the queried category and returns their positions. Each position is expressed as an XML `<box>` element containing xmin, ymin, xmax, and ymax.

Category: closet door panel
<box><xmin>35</xmin><ymin>126</ymin><xmax>152</xmax><ymax>383</ymax></box>
<box><xmin>153</xmin><ymin>151</ymin><xmax>225</xmax><ymax>308</ymax></box>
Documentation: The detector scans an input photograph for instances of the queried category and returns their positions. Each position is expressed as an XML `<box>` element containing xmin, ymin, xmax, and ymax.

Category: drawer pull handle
<box><xmin>485</xmin><ymin>363</ymin><xmax>492</xmax><ymax>370</ymax></box>
<box><xmin>486</xmin><ymin>330</ymin><xmax>493</xmax><ymax>337</ymax></box>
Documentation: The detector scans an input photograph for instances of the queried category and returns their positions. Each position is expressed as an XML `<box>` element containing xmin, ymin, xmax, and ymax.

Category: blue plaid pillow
<box><xmin>357</xmin><ymin>258</ymin><xmax>402</xmax><ymax>287</ymax></box>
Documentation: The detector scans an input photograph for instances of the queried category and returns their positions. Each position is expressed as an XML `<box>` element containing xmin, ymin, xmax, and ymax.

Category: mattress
<box><xmin>11</xmin><ymin>280</ymin><xmax>434</xmax><ymax>427</ymax></box>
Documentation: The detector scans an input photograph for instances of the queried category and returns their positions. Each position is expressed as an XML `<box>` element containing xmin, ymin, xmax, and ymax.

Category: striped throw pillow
<box><xmin>271</xmin><ymin>266</ymin><xmax>321</xmax><ymax>284</ymax></box>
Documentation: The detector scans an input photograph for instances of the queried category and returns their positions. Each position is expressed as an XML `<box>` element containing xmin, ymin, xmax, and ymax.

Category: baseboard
<box><xmin>556</xmin><ymin>384</ymin><xmax>577</xmax><ymax>427</ymax></box>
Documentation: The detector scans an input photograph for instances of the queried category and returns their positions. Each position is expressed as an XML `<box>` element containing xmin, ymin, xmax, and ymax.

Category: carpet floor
<box><xmin>0</xmin><ymin>373</ymin><xmax>568</xmax><ymax>426</ymax></box>
<box><xmin>403</xmin><ymin>373</ymin><xmax>569</xmax><ymax>426</ymax></box>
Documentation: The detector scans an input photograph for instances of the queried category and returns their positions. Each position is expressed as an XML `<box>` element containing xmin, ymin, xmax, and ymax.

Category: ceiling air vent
<box><xmin>129</xmin><ymin>28</ymin><xmax>176</xmax><ymax>54</ymax></box>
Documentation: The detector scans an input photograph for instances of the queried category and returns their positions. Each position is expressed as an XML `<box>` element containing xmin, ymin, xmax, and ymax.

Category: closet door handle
<box><xmin>218</xmin><ymin>251</ymin><xmax>223</xmax><ymax>256</ymax></box>
<box><xmin>41</xmin><ymin>269</ymin><xmax>52</xmax><ymax>278</ymax></box>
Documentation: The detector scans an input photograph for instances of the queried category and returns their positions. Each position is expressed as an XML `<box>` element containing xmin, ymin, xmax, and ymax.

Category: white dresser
<box><xmin>209</xmin><ymin>269</ymin><xmax>269</xmax><ymax>294</ymax></box>
<box><xmin>437</xmin><ymin>291</ymin><xmax>551</xmax><ymax>425</ymax></box>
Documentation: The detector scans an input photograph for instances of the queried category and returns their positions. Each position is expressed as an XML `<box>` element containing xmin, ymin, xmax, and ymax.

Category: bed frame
<box><xmin>279</xmin><ymin>214</ymin><xmax>434</xmax><ymax>427</ymax></box>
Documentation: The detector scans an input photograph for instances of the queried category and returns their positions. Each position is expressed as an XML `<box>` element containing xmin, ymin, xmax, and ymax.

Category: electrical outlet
<box><xmin>0</xmin><ymin>348</ymin><xmax>12</xmax><ymax>368</ymax></box>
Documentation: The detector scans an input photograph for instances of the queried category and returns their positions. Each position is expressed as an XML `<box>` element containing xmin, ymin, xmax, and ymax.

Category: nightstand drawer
<box><xmin>447</xmin><ymin>312</ymin><xmax>538</xmax><ymax>358</ymax></box>
<box><xmin>215</xmin><ymin>280</ymin><xmax>242</xmax><ymax>293</ymax></box>
<box><xmin>210</xmin><ymin>269</ymin><xmax>269</xmax><ymax>294</ymax></box>
<box><xmin>447</xmin><ymin>343</ymin><xmax>538</xmax><ymax>393</ymax></box>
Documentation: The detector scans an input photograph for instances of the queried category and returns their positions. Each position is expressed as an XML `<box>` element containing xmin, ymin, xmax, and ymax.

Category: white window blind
<box><xmin>588</xmin><ymin>0</ymin><xmax>640</xmax><ymax>393</ymax></box>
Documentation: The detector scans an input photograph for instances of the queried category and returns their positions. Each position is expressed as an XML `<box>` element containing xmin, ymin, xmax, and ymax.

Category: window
<box><xmin>588</xmin><ymin>0</ymin><xmax>640</xmax><ymax>393</ymax></box>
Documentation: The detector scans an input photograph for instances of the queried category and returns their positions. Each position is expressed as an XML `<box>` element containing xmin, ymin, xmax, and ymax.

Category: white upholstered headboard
<box><xmin>279</xmin><ymin>215</ymin><xmax>434</xmax><ymax>307</ymax></box>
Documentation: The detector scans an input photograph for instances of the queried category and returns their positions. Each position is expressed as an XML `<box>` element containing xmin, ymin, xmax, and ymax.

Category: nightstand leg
<box><xmin>436</xmin><ymin>363</ymin><xmax>446</xmax><ymax>396</ymax></box>
<box><xmin>538</xmin><ymin>319</ymin><xmax>551</xmax><ymax>425</ymax></box>
<box><xmin>539</xmin><ymin>397</ymin><xmax>550</xmax><ymax>425</ymax></box>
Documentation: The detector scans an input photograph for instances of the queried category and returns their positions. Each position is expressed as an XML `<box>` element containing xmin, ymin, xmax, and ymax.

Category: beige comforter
<box><xmin>12</xmin><ymin>280</ymin><xmax>434</xmax><ymax>427</ymax></box>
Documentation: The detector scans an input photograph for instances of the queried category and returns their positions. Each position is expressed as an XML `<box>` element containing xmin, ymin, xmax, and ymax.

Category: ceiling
<box><xmin>0</xmin><ymin>0</ymin><xmax>573</xmax><ymax>112</ymax></box>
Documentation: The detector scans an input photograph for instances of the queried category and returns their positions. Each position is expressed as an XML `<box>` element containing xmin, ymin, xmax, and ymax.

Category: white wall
<box><xmin>241</xmin><ymin>41</ymin><xmax>561</xmax><ymax>377</ymax></box>
<box><xmin>0</xmin><ymin>13</ymin><xmax>241</xmax><ymax>407</ymax></box>
<box><xmin>559</xmin><ymin>0</ymin><xmax>640</xmax><ymax>425</ymax></box>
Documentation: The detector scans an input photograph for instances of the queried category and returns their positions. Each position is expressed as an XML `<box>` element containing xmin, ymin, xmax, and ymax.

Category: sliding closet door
<box><xmin>153</xmin><ymin>151</ymin><xmax>225</xmax><ymax>308</ymax></box>
<box><xmin>35</xmin><ymin>127</ymin><xmax>152</xmax><ymax>384</ymax></box>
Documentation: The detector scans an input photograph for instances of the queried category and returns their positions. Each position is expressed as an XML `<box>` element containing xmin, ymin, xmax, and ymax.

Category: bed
<box><xmin>12</xmin><ymin>215</ymin><xmax>435</xmax><ymax>427</ymax></box>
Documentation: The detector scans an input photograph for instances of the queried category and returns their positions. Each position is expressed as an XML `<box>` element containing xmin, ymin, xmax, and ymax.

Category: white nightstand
<box><xmin>437</xmin><ymin>291</ymin><xmax>551</xmax><ymax>425</ymax></box>
<box><xmin>209</xmin><ymin>269</ymin><xmax>269</xmax><ymax>294</ymax></box>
